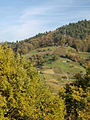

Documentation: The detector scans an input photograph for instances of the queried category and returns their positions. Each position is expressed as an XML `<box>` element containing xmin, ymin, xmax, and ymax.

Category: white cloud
<box><xmin>0</xmin><ymin>0</ymin><xmax>90</xmax><ymax>42</ymax></box>
<box><xmin>0</xmin><ymin>5</ymin><xmax>55</xmax><ymax>42</ymax></box>
<box><xmin>0</xmin><ymin>5</ymin><xmax>53</xmax><ymax>42</ymax></box>
<box><xmin>21</xmin><ymin>7</ymin><xmax>52</xmax><ymax>19</ymax></box>
<box><xmin>0</xmin><ymin>20</ymin><xmax>48</xmax><ymax>42</ymax></box>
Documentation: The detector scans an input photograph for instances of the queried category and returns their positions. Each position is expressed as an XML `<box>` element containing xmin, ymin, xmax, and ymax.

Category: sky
<box><xmin>0</xmin><ymin>0</ymin><xmax>90</xmax><ymax>42</ymax></box>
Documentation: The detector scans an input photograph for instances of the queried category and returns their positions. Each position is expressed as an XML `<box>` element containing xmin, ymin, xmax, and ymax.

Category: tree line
<box><xmin>8</xmin><ymin>20</ymin><xmax>90</xmax><ymax>55</ymax></box>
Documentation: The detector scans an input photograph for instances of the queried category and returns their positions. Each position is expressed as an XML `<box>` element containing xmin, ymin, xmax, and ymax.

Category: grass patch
<box><xmin>46</xmin><ymin>58</ymin><xmax>85</xmax><ymax>74</ymax></box>
<box><xmin>23</xmin><ymin>46</ymin><xmax>88</xmax><ymax>92</ymax></box>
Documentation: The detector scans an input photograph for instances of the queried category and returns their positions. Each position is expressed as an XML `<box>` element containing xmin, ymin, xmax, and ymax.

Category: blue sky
<box><xmin>0</xmin><ymin>0</ymin><xmax>90</xmax><ymax>42</ymax></box>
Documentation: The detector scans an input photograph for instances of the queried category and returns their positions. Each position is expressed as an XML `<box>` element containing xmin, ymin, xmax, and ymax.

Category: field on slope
<box><xmin>24</xmin><ymin>46</ymin><xmax>90</xmax><ymax>93</ymax></box>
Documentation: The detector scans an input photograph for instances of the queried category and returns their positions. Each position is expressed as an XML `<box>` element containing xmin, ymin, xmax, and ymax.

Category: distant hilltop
<box><xmin>7</xmin><ymin>20</ymin><xmax>90</xmax><ymax>54</ymax></box>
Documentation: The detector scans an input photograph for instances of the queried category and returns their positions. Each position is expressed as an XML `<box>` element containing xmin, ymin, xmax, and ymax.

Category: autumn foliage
<box><xmin>0</xmin><ymin>45</ymin><xmax>65</xmax><ymax>120</ymax></box>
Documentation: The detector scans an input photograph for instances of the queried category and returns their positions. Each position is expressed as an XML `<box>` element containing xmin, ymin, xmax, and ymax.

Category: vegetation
<box><xmin>59</xmin><ymin>63</ymin><xmax>90</xmax><ymax>120</ymax></box>
<box><xmin>8</xmin><ymin>20</ymin><xmax>90</xmax><ymax>55</ymax></box>
<box><xmin>23</xmin><ymin>46</ymin><xmax>89</xmax><ymax>92</ymax></box>
<box><xmin>0</xmin><ymin>20</ymin><xmax>90</xmax><ymax>119</ymax></box>
<box><xmin>0</xmin><ymin>45</ymin><xmax>89</xmax><ymax>120</ymax></box>
<box><xmin>0</xmin><ymin>45</ymin><xmax>65</xmax><ymax>120</ymax></box>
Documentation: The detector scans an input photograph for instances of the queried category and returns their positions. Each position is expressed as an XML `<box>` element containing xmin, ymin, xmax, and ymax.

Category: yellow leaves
<box><xmin>0</xmin><ymin>95</ymin><xmax>7</xmax><ymax>119</ymax></box>
<box><xmin>79</xmin><ymin>105</ymin><xmax>90</xmax><ymax>120</ymax></box>
<box><xmin>0</xmin><ymin>95</ymin><xmax>6</xmax><ymax>107</ymax></box>
<box><xmin>72</xmin><ymin>94</ymin><xmax>81</xmax><ymax>102</ymax></box>
<box><xmin>2</xmin><ymin>118</ymin><xmax>9</xmax><ymax>120</ymax></box>
<box><xmin>70</xmin><ymin>85</ymin><xmax>87</xmax><ymax>102</ymax></box>
<box><xmin>0</xmin><ymin>45</ymin><xmax>66</xmax><ymax>119</ymax></box>
<box><xmin>44</xmin><ymin>115</ymin><xmax>51</xmax><ymax>120</ymax></box>
<box><xmin>18</xmin><ymin>110</ymin><xmax>24</xmax><ymax>116</ymax></box>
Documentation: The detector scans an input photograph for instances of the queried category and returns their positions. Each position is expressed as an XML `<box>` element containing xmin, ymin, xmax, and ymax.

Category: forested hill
<box><xmin>8</xmin><ymin>20</ymin><xmax>90</xmax><ymax>54</ymax></box>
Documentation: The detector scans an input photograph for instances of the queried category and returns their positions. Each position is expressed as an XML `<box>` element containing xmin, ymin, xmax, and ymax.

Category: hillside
<box><xmin>0</xmin><ymin>44</ymin><xmax>89</xmax><ymax>120</ymax></box>
<box><xmin>23</xmin><ymin>46</ymin><xmax>90</xmax><ymax>92</ymax></box>
<box><xmin>7</xmin><ymin>20</ymin><xmax>90</xmax><ymax>92</ymax></box>
<box><xmin>8</xmin><ymin>20</ymin><xmax>90</xmax><ymax>55</ymax></box>
<box><xmin>0</xmin><ymin>20</ymin><xmax>90</xmax><ymax>120</ymax></box>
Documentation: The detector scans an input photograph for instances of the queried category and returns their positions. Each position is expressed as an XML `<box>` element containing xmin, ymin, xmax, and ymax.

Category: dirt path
<box><xmin>42</xmin><ymin>69</ymin><xmax>69</xmax><ymax>80</ymax></box>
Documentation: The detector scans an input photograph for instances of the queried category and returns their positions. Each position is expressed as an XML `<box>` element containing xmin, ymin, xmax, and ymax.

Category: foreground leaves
<box><xmin>0</xmin><ymin>45</ymin><xmax>65</xmax><ymax>120</ymax></box>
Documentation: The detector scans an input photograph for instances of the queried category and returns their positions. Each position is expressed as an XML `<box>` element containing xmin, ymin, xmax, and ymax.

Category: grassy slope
<box><xmin>24</xmin><ymin>46</ymin><xmax>90</xmax><ymax>93</ymax></box>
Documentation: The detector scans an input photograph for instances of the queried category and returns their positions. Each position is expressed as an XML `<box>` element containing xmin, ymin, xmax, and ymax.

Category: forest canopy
<box><xmin>8</xmin><ymin>20</ymin><xmax>90</xmax><ymax>55</ymax></box>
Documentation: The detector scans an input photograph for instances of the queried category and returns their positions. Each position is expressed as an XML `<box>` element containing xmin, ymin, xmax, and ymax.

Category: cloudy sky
<box><xmin>0</xmin><ymin>0</ymin><xmax>90</xmax><ymax>42</ymax></box>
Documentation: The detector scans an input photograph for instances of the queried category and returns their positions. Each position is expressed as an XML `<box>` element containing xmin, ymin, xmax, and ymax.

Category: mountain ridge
<box><xmin>8</xmin><ymin>20</ymin><xmax>90</xmax><ymax>54</ymax></box>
